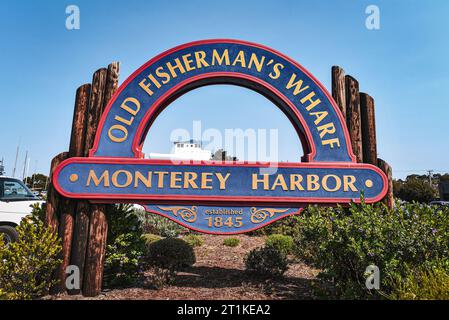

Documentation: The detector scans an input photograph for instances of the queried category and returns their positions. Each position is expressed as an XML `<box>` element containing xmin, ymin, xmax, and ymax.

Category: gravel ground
<box><xmin>46</xmin><ymin>234</ymin><xmax>320</xmax><ymax>300</ymax></box>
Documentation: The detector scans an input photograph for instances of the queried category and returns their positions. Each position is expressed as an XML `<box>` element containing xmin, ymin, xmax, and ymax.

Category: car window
<box><xmin>0</xmin><ymin>178</ymin><xmax>36</xmax><ymax>200</ymax></box>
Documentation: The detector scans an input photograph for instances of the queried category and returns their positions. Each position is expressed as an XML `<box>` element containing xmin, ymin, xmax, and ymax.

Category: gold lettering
<box><xmin>154</xmin><ymin>171</ymin><xmax>168</xmax><ymax>188</ymax></box>
<box><xmin>289</xmin><ymin>174</ymin><xmax>304</xmax><ymax>191</ymax></box>
<box><xmin>343</xmin><ymin>175</ymin><xmax>358</xmax><ymax>192</ymax></box>
<box><xmin>252</xmin><ymin>174</ymin><xmax>269</xmax><ymax>190</ymax></box>
<box><xmin>184</xmin><ymin>172</ymin><xmax>198</xmax><ymax>189</ymax></box>
<box><xmin>170</xmin><ymin>172</ymin><xmax>182</xmax><ymax>189</ymax></box>
<box><xmin>322</xmin><ymin>138</ymin><xmax>341</xmax><ymax>148</ymax></box>
<box><xmin>271</xmin><ymin>175</ymin><xmax>288</xmax><ymax>191</ymax></box>
<box><xmin>111</xmin><ymin>170</ymin><xmax>132</xmax><ymax>188</ymax></box>
<box><xmin>212</xmin><ymin>49</ymin><xmax>230</xmax><ymax>65</ymax></box>
<box><xmin>300</xmin><ymin>91</ymin><xmax>321</xmax><ymax>111</ymax></box>
<box><xmin>166</xmin><ymin>58</ymin><xmax>186</xmax><ymax>78</ymax></box>
<box><xmin>181</xmin><ymin>53</ymin><xmax>195</xmax><ymax>72</ymax></box>
<box><xmin>134</xmin><ymin>171</ymin><xmax>152</xmax><ymax>188</ymax></box>
<box><xmin>201</xmin><ymin>173</ymin><xmax>213</xmax><ymax>189</ymax></box>
<box><xmin>248</xmin><ymin>53</ymin><xmax>265</xmax><ymax>72</ymax></box>
<box><xmin>215</xmin><ymin>173</ymin><xmax>231</xmax><ymax>190</ymax></box>
<box><xmin>322</xmin><ymin>174</ymin><xmax>341</xmax><ymax>192</ymax></box>
<box><xmin>194</xmin><ymin>51</ymin><xmax>210</xmax><ymax>68</ymax></box>
<box><xmin>108</xmin><ymin>124</ymin><xmax>128</xmax><ymax>143</ymax></box>
<box><xmin>286</xmin><ymin>73</ymin><xmax>310</xmax><ymax>95</ymax></box>
<box><xmin>86</xmin><ymin>170</ymin><xmax>110</xmax><ymax>187</ymax></box>
<box><xmin>317</xmin><ymin>122</ymin><xmax>336</xmax><ymax>138</ymax></box>
<box><xmin>121</xmin><ymin>97</ymin><xmax>140</xmax><ymax>116</ymax></box>
<box><xmin>310</xmin><ymin>111</ymin><xmax>328</xmax><ymax>125</ymax></box>
<box><xmin>307</xmin><ymin>174</ymin><xmax>320</xmax><ymax>191</ymax></box>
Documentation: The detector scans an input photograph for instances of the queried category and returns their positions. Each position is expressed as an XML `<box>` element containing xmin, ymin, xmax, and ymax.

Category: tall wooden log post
<box><xmin>52</xmin><ymin>84</ymin><xmax>91</xmax><ymax>294</ymax></box>
<box><xmin>378</xmin><ymin>158</ymin><xmax>394</xmax><ymax>208</ymax></box>
<box><xmin>360</xmin><ymin>93</ymin><xmax>377</xmax><ymax>166</ymax></box>
<box><xmin>83</xmin><ymin>62</ymin><xmax>120</xmax><ymax>297</ymax></box>
<box><xmin>331</xmin><ymin>66</ymin><xmax>347</xmax><ymax>119</ymax></box>
<box><xmin>345</xmin><ymin>75</ymin><xmax>364</xmax><ymax>163</ymax></box>
<box><xmin>45</xmin><ymin>152</ymin><xmax>68</xmax><ymax>234</ymax></box>
<box><xmin>66</xmin><ymin>68</ymin><xmax>107</xmax><ymax>296</ymax></box>
<box><xmin>61</xmin><ymin>83</ymin><xmax>91</xmax><ymax>295</ymax></box>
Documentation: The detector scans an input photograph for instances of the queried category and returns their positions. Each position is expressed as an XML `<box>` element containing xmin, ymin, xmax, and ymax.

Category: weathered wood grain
<box><xmin>83</xmin><ymin>63</ymin><xmax>120</xmax><ymax>297</ymax></box>
<box><xmin>45</xmin><ymin>152</ymin><xmax>68</xmax><ymax>234</ymax></box>
<box><xmin>331</xmin><ymin>66</ymin><xmax>347</xmax><ymax>119</ymax></box>
<box><xmin>345</xmin><ymin>75</ymin><xmax>363</xmax><ymax>162</ymax></box>
<box><xmin>378</xmin><ymin>158</ymin><xmax>394</xmax><ymax>209</ymax></box>
<box><xmin>360</xmin><ymin>93</ymin><xmax>378</xmax><ymax>165</ymax></box>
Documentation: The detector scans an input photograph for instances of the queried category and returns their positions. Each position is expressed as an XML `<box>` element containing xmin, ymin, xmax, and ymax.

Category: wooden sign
<box><xmin>53</xmin><ymin>39</ymin><xmax>387</xmax><ymax>234</ymax></box>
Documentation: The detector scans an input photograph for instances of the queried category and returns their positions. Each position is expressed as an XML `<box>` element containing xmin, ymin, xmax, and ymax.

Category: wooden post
<box><xmin>83</xmin><ymin>204</ymin><xmax>108</xmax><ymax>297</ymax></box>
<box><xmin>378</xmin><ymin>158</ymin><xmax>394</xmax><ymax>208</ymax></box>
<box><xmin>53</xmin><ymin>84</ymin><xmax>91</xmax><ymax>293</ymax></box>
<box><xmin>345</xmin><ymin>75</ymin><xmax>363</xmax><ymax>162</ymax></box>
<box><xmin>45</xmin><ymin>152</ymin><xmax>68</xmax><ymax>234</ymax></box>
<box><xmin>66</xmin><ymin>68</ymin><xmax>107</xmax><ymax>295</ymax></box>
<box><xmin>331</xmin><ymin>66</ymin><xmax>346</xmax><ymax>119</ymax></box>
<box><xmin>83</xmin><ymin>63</ymin><xmax>120</xmax><ymax>297</ymax></box>
<box><xmin>64</xmin><ymin>84</ymin><xmax>91</xmax><ymax>295</ymax></box>
<box><xmin>360</xmin><ymin>93</ymin><xmax>378</xmax><ymax>165</ymax></box>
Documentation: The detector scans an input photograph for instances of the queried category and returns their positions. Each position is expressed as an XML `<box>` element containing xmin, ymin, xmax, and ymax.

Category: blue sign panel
<box><xmin>53</xmin><ymin>40</ymin><xmax>388</xmax><ymax>234</ymax></box>
<box><xmin>144</xmin><ymin>205</ymin><xmax>301</xmax><ymax>234</ymax></box>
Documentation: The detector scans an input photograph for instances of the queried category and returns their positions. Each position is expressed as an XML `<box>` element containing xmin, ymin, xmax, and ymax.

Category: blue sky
<box><xmin>1</xmin><ymin>0</ymin><xmax>448</xmax><ymax>179</ymax></box>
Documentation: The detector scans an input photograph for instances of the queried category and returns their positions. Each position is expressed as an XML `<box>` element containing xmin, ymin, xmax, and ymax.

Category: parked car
<box><xmin>0</xmin><ymin>176</ymin><xmax>43</xmax><ymax>244</ymax></box>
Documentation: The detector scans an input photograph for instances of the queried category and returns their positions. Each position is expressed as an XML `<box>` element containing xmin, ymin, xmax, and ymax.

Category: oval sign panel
<box><xmin>54</xmin><ymin>39</ymin><xmax>388</xmax><ymax>234</ymax></box>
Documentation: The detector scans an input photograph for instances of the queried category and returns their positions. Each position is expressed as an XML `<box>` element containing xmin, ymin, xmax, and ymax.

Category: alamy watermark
<box><xmin>66</xmin><ymin>5</ymin><xmax>80</xmax><ymax>30</ymax></box>
<box><xmin>165</xmin><ymin>120</ymin><xmax>280</xmax><ymax>174</ymax></box>
<box><xmin>365</xmin><ymin>265</ymin><xmax>380</xmax><ymax>290</ymax></box>
<box><xmin>365</xmin><ymin>5</ymin><xmax>380</xmax><ymax>30</ymax></box>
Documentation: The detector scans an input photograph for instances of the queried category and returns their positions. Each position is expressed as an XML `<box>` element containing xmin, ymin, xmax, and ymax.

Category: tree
<box><xmin>210</xmin><ymin>149</ymin><xmax>238</xmax><ymax>161</ymax></box>
<box><xmin>394</xmin><ymin>176</ymin><xmax>437</xmax><ymax>203</ymax></box>
<box><xmin>23</xmin><ymin>173</ymin><xmax>48</xmax><ymax>190</ymax></box>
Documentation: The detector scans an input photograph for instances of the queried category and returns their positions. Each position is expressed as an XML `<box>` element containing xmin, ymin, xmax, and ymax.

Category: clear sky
<box><xmin>1</xmin><ymin>0</ymin><xmax>448</xmax><ymax>179</ymax></box>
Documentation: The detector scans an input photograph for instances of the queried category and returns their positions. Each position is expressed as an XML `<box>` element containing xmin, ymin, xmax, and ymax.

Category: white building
<box><xmin>148</xmin><ymin>140</ymin><xmax>211</xmax><ymax>161</ymax></box>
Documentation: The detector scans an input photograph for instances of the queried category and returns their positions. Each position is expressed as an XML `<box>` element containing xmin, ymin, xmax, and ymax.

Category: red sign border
<box><xmin>53</xmin><ymin>157</ymin><xmax>388</xmax><ymax>205</ymax></box>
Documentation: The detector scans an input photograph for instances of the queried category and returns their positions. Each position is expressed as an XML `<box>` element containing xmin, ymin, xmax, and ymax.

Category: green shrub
<box><xmin>388</xmin><ymin>260</ymin><xmax>449</xmax><ymax>300</ymax></box>
<box><xmin>244</xmin><ymin>247</ymin><xmax>288</xmax><ymax>277</ymax></box>
<box><xmin>146</xmin><ymin>238</ymin><xmax>196</xmax><ymax>271</ymax></box>
<box><xmin>256</xmin><ymin>215</ymin><xmax>302</xmax><ymax>237</ymax></box>
<box><xmin>136</xmin><ymin>209</ymin><xmax>187</xmax><ymax>237</ymax></box>
<box><xmin>146</xmin><ymin>266</ymin><xmax>177</xmax><ymax>289</ymax></box>
<box><xmin>183</xmin><ymin>234</ymin><xmax>204</xmax><ymax>247</ymax></box>
<box><xmin>223</xmin><ymin>237</ymin><xmax>240</xmax><ymax>247</ymax></box>
<box><xmin>265</xmin><ymin>234</ymin><xmax>294</xmax><ymax>256</ymax></box>
<box><xmin>104</xmin><ymin>204</ymin><xmax>146</xmax><ymax>288</ymax></box>
<box><xmin>0</xmin><ymin>217</ymin><xmax>61</xmax><ymax>300</ymax></box>
<box><xmin>143</xmin><ymin>233</ymin><xmax>163</xmax><ymax>246</ymax></box>
<box><xmin>293</xmin><ymin>201</ymin><xmax>449</xmax><ymax>299</ymax></box>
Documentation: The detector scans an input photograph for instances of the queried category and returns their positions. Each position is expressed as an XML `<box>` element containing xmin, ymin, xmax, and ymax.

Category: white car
<box><xmin>0</xmin><ymin>176</ymin><xmax>43</xmax><ymax>244</ymax></box>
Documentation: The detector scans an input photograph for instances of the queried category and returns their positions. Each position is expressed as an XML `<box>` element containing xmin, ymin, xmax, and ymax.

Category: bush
<box><xmin>0</xmin><ymin>217</ymin><xmax>61</xmax><ymax>300</ymax></box>
<box><xmin>265</xmin><ymin>234</ymin><xmax>294</xmax><ymax>256</ymax></box>
<box><xmin>388</xmin><ymin>259</ymin><xmax>449</xmax><ymax>300</ymax></box>
<box><xmin>143</xmin><ymin>233</ymin><xmax>163</xmax><ymax>246</ymax></box>
<box><xmin>293</xmin><ymin>201</ymin><xmax>449</xmax><ymax>299</ymax></box>
<box><xmin>394</xmin><ymin>177</ymin><xmax>436</xmax><ymax>203</ymax></box>
<box><xmin>104</xmin><ymin>204</ymin><xmax>146</xmax><ymax>288</ymax></box>
<box><xmin>244</xmin><ymin>247</ymin><xmax>288</xmax><ymax>277</ymax></box>
<box><xmin>183</xmin><ymin>234</ymin><xmax>204</xmax><ymax>247</ymax></box>
<box><xmin>146</xmin><ymin>238</ymin><xmax>196</xmax><ymax>271</ymax></box>
<box><xmin>256</xmin><ymin>215</ymin><xmax>302</xmax><ymax>237</ymax></box>
<box><xmin>136</xmin><ymin>209</ymin><xmax>187</xmax><ymax>237</ymax></box>
<box><xmin>223</xmin><ymin>237</ymin><xmax>240</xmax><ymax>247</ymax></box>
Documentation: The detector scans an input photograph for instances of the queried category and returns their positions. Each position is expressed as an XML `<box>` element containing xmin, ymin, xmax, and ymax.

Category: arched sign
<box><xmin>53</xmin><ymin>39</ymin><xmax>388</xmax><ymax>234</ymax></box>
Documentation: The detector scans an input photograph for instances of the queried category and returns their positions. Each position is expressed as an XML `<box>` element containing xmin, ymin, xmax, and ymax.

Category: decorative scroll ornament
<box><xmin>158</xmin><ymin>206</ymin><xmax>198</xmax><ymax>223</ymax></box>
<box><xmin>250</xmin><ymin>207</ymin><xmax>290</xmax><ymax>224</ymax></box>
